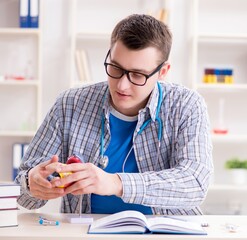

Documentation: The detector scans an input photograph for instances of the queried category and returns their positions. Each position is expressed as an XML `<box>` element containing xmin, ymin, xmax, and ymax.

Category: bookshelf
<box><xmin>201</xmin><ymin>184</ymin><xmax>247</xmax><ymax>215</ymax></box>
<box><xmin>0</xmin><ymin>0</ymin><xmax>42</xmax><ymax>182</ymax></box>
<box><xmin>191</xmin><ymin>0</ymin><xmax>247</xmax><ymax>213</ymax></box>
<box><xmin>68</xmin><ymin>0</ymin><xmax>170</xmax><ymax>88</ymax></box>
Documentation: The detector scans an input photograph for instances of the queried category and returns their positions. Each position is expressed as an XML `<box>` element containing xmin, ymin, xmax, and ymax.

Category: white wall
<box><xmin>40</xmin><ymin>0</ymin><xmax>191</xmax><ymax>118</ymax></box>
<box><xmin>41</xmin><ymin>0</ymin><xmax>71</xmax><ymax>115</ymax></box>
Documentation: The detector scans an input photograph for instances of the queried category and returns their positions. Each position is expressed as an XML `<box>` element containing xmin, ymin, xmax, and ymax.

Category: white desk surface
<box><xmin>0</xmin><ymin>213</ymin><xmax>247</xmax><ymax>240</ymax></box>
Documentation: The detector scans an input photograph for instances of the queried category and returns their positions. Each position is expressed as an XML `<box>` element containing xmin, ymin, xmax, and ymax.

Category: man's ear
<box><xmin>159</xmin><ymin>63</ymin><xmax>170</xmax><ymax>80</ymax></box>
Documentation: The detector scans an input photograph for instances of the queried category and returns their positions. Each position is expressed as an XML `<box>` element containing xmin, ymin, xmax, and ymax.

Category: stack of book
<box><xmin>0</xmin><ymin>183</ymin><xmax>20</xmax><ymax>228</ymax></box>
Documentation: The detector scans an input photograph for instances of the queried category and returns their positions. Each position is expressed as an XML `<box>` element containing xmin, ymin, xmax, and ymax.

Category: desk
<box><xmin>0</xmin><ymin>213</ymin><xmax>247</xmax><ymax>239</ymax></box>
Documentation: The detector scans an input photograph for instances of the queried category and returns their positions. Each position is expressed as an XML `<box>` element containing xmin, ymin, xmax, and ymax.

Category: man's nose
<box><xmin>117</xmin><ymin>72</ymin><xmax>131</xmax><ymax>89</ymax></box>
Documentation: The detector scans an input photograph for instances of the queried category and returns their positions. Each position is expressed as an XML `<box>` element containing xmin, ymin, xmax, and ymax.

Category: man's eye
<box><xmin>112</xmin><ymin>65</ymin><xmax>121</xmax><ymax>70</ymax></box>
<box><xmin>109</xmin><ymin>65</ymin><xmax>122</xmax><ymax>74</ymax></box>
<box><xmin>130</xmin><ymin>72</ymin><xmax>144</xmax><ymax>79</ymax></box>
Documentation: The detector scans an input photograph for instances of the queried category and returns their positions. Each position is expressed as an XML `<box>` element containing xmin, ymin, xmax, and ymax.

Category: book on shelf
<box><xmin>75</xmin><ymin>49</ymin><xmax>91</xmax><ymax>83</ymax></box>
<box><xmin>88</xmin><ymin>210</ymin><xmax>207</xmax><ymax>235</ymax></box>
<box><xmin>29</xmin><ymin>0</ymin><xmax>39</xmax><ymax>28</ymax></box>
<box><xmin>0</xmin><ymin>183</ymin><xmax>20</xmax><ymax>198</ymax></box>
<box><xmin>157</xmin><ymin>8</ymin><xmax>168</xmax><ymax>23</ymax></box>
<box><xmin>147</xmin><ymin>8</ymin><xmax>168</xmax><ymax>24</ymax></box>
<box><xmin>19</xmin><ymin>0</ymin><xmax>39</xmax><ymax>28</ymax></box>
<box><xmin>20</xmin><ymin>0</ymin><xmax>29</xmax><ymax>28</ymax></box>
<box><xmin>0</xmin><ymin>209</ymin><xmax>19</xmax><ymax>228</ymax></box>
<box><xmin>12</xmin><ymin>143</ymin><xmax>29</xmax><ymax>181</ymax></box>
<box><xmin>75</xmin><ymin>50</ymin><xmax>84</xmax><ymax>82</ymax></box>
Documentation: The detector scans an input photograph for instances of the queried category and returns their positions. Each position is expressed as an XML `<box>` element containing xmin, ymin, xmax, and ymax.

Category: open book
<box><xmin>88</xmin><ymin>210</ymin><xmax>207</xmax><ymax>235</ymax></box>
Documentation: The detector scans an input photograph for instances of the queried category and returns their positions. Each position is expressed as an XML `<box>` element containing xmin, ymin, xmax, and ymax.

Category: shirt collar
<box><xmin>103</xmin><ymin>82</ymin><xmax>162</xmax><ymax>122</ymax></box>
<box><xmin>139</xmin><ymin>82</ymin><xmax>161</xmax><ymax>122</ymax></box>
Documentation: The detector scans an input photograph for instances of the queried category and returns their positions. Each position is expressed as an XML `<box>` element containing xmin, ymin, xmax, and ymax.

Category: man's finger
<box><xmin>45</xmin><ymin>162</ymin><xmax>66</xmax><ymax>174</ymax></box>
<box><xmin>38</xmin><ymin>155</ymin><xmax>59</xmax><ymax>168</ymax></box>
<box><xmin>32</xmin><ymin>173</ymin><xmax>53</xmax><ymax>188</ymax></box>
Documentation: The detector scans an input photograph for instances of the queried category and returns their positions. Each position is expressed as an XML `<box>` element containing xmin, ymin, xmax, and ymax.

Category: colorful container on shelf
<box><xmin>203</xmin><ymin>68</ymin><xmax>234</xmax><ymax>84</ymax></box>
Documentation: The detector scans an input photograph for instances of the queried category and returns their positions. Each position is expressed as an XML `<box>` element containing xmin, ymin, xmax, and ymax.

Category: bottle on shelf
<box><xmin>213</xmin><ymin>98</ymin><xmax>228</xmax><ymax>135</ymax></box>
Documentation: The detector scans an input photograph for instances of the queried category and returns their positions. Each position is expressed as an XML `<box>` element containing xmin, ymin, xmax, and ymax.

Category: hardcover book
<box><xmin>88</xmin><ymin>210</ymin><xmax>207</xmax><ymax>235</ymax></box>
<box><xmin>0</xmin><ymin>197</ymin><xmax>18</xmax><ymax>210</ymax></box>
<box><xmin>0</xmin><ymin>183</ymin><xmax>20</xmax><ymax>198</ymax></box>
<box><xmin>0</xmin><ymin>209</ymin><xmax>18</xmax><ymax>228</ymax></box>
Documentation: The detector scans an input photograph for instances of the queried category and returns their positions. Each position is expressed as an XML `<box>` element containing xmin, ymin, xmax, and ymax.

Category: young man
<box><xmin>16</xmin><ymin>14</ymin><xmax>213</xmax><ymax>215</ymax></box>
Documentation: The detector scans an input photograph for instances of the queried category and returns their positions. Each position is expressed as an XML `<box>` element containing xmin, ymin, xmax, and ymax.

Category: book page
<box><xmin>89</xmin><ymin>210</ymin><xmax>149</xmax><ymax>233</ymax></box>
<box><xmin>88</xmin><ymin>225</ymin><xmax>146</xmax><ymax>234</ymax></box>
<box><xmin>147</xmin><ymin>217</ymin><xmax>206</xmax><ymax>234</ymax></box>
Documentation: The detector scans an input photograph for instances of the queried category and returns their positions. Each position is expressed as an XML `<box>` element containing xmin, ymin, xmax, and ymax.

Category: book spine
<box><xmin>12</xmin><ymin>143</ymin><xmax>22</xmax><ymax>180</ymax></box>
<box><xmin>80</xmin><ymin>49</ymin><xmax>91</xmax><ymax>82</ymax></box>
<box><xmin>19</xmin><ymin>0</ymin><xmax>29</xmax><ymax>28</ymax></box>
<box><xmin>29</xmin><ymin>0</ymin><xmax>39</xmax><ymax>28</ymax></box>
<box><xmin>75</xmin><ymin>50</ymin><xmax>85</xmax><ymax>82</ymax></box>
<box><xmin>74</xmin><ymin>49</ymin><xmax>91</xmax><ymax>82</ymax></box>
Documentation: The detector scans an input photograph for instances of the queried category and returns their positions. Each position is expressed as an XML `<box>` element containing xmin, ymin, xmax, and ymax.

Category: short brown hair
<box><xmin>111</xmin><ymin>14</ymin><xmax>172</xmax><ymax>62</ymax></box>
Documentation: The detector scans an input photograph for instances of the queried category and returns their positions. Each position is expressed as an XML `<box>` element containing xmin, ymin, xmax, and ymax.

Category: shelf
<box><xmin>0</xmin><ymin>0</ymin><xmax>42</xmax><ymax>183</ymax></box>
<box><xmin>71</xmin><ymin>80</ymin><xmax>106</xmax><ymax>88</ymax></box>
<box><xmin>0</xmin><ymin>28</ymin><xmax>40</xmax><ymax>35</ymax></box>
<box><xmin>211</xmin><ymin>134</ymin><xmax>247</xmax><ymax>143</ymax></box>
<box><xmin>76</xmin><ymin>32</ymin><xmax>110</xmax><ymax>41</ymax></box>
<box><xmin>196</xmin><ymin>84</ymin><xmax>247</xmax><ymax>91</ymax></box>
<box><xmin>0</xmin><ymin>131</ymin><xmax>36</xmax><ymax>137</ymax></box>
<box><xmin>0</xmin><ymin>80</ymin><xmax>40</xmax><ymax>86</ymax></box>
<box><xmin>198</xmin><ymin>34</ymin><xmax>247</xmax><ymax>43</ymax></box>
<box><xmin>209</xmin><ymin>184</ymin><xmax>247</xmax><ymax>191</ymax></box>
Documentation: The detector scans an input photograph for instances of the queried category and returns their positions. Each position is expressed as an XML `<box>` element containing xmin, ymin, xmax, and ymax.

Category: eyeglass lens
<box><xmin>105</xmin><ymin>64</ymin><xmax>147</xmax><ymax>85</ymax></box>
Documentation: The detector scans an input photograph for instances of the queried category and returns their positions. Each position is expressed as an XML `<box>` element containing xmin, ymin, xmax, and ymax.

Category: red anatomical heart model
<box><xmin>57</xmin><ymin>154</ymin><xmax>83</xmax><ymax>187</ymax></box>
<box><xmin>66</xmin><ymin>155</ymin><xmax>83</xmax><ymax>164</ymax></box>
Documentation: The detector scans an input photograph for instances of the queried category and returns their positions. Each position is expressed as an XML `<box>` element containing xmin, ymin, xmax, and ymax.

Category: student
<box><xmin>16</xmin><ymin>14</ymin><xmax>213</xmax><ymax>215</ymax></box>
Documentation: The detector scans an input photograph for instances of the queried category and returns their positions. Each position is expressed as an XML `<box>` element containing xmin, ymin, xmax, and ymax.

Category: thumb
<box><xmin>50</xmin><ymin>155</ymin><xmax>59</xmax><ymax>163</ymax></box>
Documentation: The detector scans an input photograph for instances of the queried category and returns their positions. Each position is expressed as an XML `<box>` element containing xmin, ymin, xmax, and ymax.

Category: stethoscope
<box><xmin>98</xmin><ymin>82</ymin><xmax>163</xmax><ymax>171</ymax></box>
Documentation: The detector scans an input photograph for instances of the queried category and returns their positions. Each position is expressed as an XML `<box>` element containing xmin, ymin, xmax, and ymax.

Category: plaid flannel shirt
<box><xmin>16</xmin><ymin>81</ymin><xmax>213</xmax><ymax>215</ymax></box>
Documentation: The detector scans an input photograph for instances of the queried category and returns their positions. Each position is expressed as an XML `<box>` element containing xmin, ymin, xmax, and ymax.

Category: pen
<box><xmin>39</xmin><ymin>217</ymin><xmax>59</xmax><ymax>226</ymax></box>
<box><xmin>79</xmin><ymin>195</ymin><xmax>82</xmax><ymax>217</ymax></box>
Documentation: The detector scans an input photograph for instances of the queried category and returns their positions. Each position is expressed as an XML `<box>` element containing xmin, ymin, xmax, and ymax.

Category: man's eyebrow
<box><xmin>110</xmin><ymin>58</ymin><xmax>148</xmax><ymax>73</ymax></box>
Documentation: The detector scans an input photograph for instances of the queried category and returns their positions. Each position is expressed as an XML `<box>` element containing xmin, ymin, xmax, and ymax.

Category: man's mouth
<box><xmin>116</xmin><ymin>91</ymin><xmax>130</xmax><ymax>97</ymax></box>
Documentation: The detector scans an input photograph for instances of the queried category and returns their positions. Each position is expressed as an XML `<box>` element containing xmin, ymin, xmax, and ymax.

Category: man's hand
<box><xmin>28</xmin><ymin>155</ymin><xmax>65</xmax><ymax>200</ymax></box>
<box><xmin>46</xmin><ymin>162</ymin><xmax>123</xmax><ymax>197</ymax></box>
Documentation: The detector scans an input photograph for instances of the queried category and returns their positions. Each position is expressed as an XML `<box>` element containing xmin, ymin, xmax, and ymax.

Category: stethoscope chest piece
<box><xmin>98</xmin><ymin>155</ymin><xmax>109</xmax><ymax>169</ymax></box>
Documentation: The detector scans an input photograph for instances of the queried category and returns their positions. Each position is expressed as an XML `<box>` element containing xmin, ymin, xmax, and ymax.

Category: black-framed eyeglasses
<box><xmin>104</xmin><ymin>50</ymin><xmax>166</xmax><ymax>86</ymax></box>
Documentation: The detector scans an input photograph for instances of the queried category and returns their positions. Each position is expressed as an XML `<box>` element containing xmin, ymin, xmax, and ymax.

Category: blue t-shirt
<box><xmin>91</xmin><ymin>108</ymin><xmax>152</xmax><ymax>214</ymax></box>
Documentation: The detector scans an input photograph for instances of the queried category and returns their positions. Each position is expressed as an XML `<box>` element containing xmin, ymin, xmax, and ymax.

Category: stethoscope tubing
<box><xmin>99</xmin><ymin>82</ymin><xmax>163</xmax><ymax>170</ymax></box>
